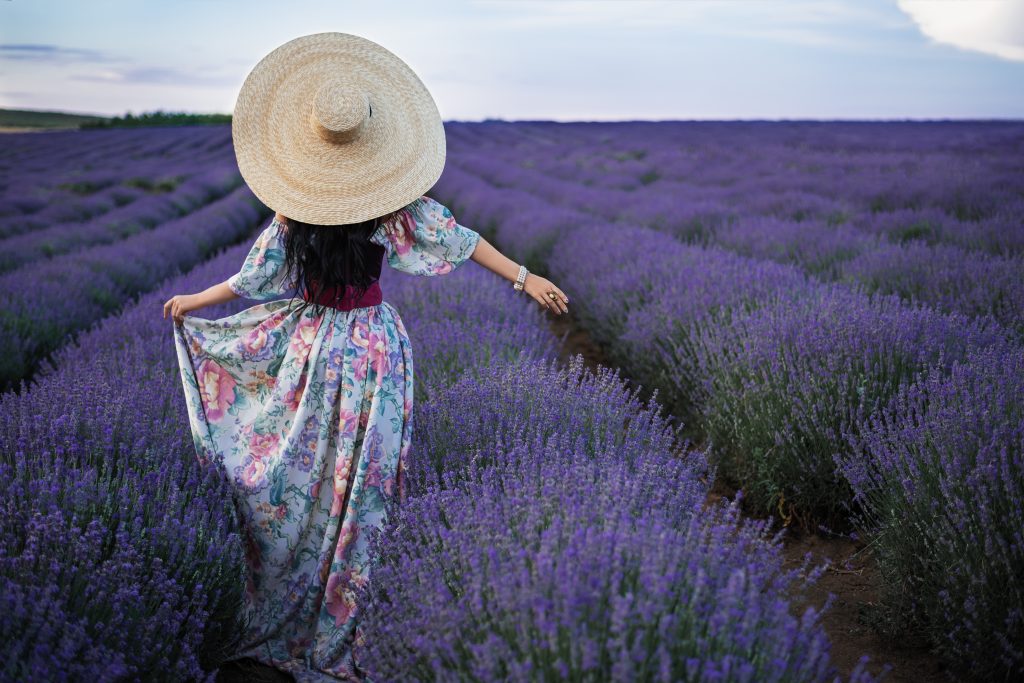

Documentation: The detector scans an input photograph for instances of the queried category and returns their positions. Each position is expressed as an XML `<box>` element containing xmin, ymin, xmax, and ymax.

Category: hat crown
<box><xmin>310</xmin><ymin>78</ymin><xmax>369</xmax><ymax>145</ymax></box>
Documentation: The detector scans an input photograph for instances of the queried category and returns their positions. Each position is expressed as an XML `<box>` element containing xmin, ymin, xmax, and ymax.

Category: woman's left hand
<box><xmin>523</xmin><ymin>274</ymin><xmax>570</xmax><ymax>315</ymax></box>
<box><xmin>163</xmin><ymin>294</ymin><xmax>199</xmax><ymax>325</ymax></box>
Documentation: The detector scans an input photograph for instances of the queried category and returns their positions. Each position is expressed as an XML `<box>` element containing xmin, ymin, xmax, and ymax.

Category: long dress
<box><xmin>172</xmin><ymin>194</ymin><xmax>481</xmax><ymax>682</ymax></box>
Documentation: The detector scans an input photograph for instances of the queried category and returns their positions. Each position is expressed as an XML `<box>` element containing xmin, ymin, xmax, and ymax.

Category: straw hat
<box><xmin>232</xmin><ymin>32</ymin><xmax>446</xmax><ymax>226</ymax></box>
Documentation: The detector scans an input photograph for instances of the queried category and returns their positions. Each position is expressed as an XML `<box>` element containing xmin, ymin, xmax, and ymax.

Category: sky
<box><xmin>1</xmin><ymin>0</ymin><xmax>1023</xmax><ymax>120</ymax></box>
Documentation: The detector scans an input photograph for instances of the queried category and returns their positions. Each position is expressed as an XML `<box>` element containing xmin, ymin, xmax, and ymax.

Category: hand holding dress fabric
<box><xmin>369</xmin><ymin>195</ymin><xmax>481</xmax><ymax>276</ymax></box>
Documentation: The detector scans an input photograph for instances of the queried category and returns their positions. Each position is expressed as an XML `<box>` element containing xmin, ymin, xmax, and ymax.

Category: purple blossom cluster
<box><xmin>0</xmin><ymin>193</ymin><xmax>561</xmax><ymax>680</ymax></box>
<box><xmin>356</xmin><ymin>356</ymin><xmax>882</xmax><ymax>682</ymax></box>
<box><xmin>442</xmin><ymin>121</ymin><xmax>1024</xmax><ymax>335</ymax></box>
<box><xmin>0</xmin><ymin>165</ymin><xmax>242</xmax><ymax>274</ymax></box>
<box><xmin>838</xmin><ymin>345</ymin><xmax>1024</xmax><ymax>679</ymax></box>
<box><xmin>838</xmin><ymin>240</ymin><xmax>1024</xmax><ymax>335</ymax></box>
<box><xmin>433</xmin><ymin>119</ymin><xmax>1024</xmax><ymax>679</ymax></box>
<box><xmin>0</xmin><ymin>183</ymin><xmax>266</xmax><ymax>389</ymax></box>
<box><xmin>0</xmin><ymin>125</ymin><xmax>232</xmax><ymax>235</ymax></box>
<box><xmin>692</xmin><ymin>283</ymin><xmax>1009</xmax><ymax>519</ymax></box>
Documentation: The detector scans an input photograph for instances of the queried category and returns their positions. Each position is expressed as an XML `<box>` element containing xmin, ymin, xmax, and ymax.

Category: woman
<box><xmin>163</xmin><ymin>33</ymin><xmax>568</xmax><ymax>683</ymax></box>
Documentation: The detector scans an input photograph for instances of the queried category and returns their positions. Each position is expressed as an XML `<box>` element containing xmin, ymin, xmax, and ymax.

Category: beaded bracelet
<box><xmin>513</xmin><ymin>264</ymin><xmax>528</xmax><ymax>291</ymax></box>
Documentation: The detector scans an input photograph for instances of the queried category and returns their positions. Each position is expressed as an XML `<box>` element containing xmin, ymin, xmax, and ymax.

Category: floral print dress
<box><xmin>172</xmin><ymin>195</ymin><xmax>481</xmax><ymax>682</ymax></box>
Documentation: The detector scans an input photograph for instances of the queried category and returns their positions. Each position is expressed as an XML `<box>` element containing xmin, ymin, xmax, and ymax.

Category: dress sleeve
<box><xmin>369</xmin><ymin>195</ymin><xmax>481</xmax><ymax>276</ymax></box>
<box><xmin>227</xmin><ymin>217</ymin><xmax>299</xmax><ymax>300</ymax></box>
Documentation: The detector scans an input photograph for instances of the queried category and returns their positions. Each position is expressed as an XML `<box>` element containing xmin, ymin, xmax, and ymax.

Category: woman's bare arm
<box><xmin>469</xmin><ymin>236</ymin><xmax>569</xmax><ymax>315</ymax></box>
<box><xmin>163</xmin><ymin>281</ymin><xmax>239</xmax><ymax>324</ymax></box>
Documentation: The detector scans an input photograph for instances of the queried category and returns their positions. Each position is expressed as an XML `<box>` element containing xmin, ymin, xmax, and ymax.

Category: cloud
<box><xmin>69</xmin><ymin>65</ymin><xmax>238</xmax><ymax>87</ymax></box>
<box><xmin>897</xmin><ymin>0</ymin><xmax>1024</xmax><ymax>62</ymax></box>
<box><xmin>0</xmin><ymin>43</ymin><xmax>125</xmax><ymax>63</ymax></box>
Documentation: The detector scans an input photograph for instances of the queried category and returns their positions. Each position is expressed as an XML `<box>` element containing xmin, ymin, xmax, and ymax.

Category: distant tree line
<box><xmin>81</xmin><ymin>109</ymin><xmax>231</xmax><ymax>129</ymax></box>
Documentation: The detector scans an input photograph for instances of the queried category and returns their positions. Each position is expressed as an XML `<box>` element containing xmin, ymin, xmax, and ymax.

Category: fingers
<box><xmin>531</xmin><ymin>290</ymin><xmax>563</xmax><ymax>316</ymax></box>
<box><xmin>551</xmin><ymin>289</ymin><xmax>568</xmax><ymax>314</ymax></box>
<box><xmin>163</xmin><ymin>296</ymin><xmax>185</xmax><ymax>323</ymax></box>
<box><xmin>542</xmin><ymin>281</ymin><xmax>568</xmax><ymax>314</ymax></box>
<box><xmin>530</xmin><ymin>291</ymin><xmax>556</xmax><ymax>315</ymax></box>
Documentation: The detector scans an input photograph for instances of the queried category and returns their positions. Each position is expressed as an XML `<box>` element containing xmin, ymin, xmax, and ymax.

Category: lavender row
<box><xmin>0</xmin><ymin>213</ymin><xmax>561</xmax><ymax>681</ymax></box>
<box><xmin>0</xmin><ymin>165</ymin><xmax>243</xmax><ymax>273</ymax></box>
<box><xmin>445</xmin><ymin>120</ymin><xmax>1024</xmax><ymax>256</ymax></box>
<box><xmin>0</xmin><ymin>126</ymin><xmax>231</xmax><ymax>232</ymax></box>
<box><xmin>836</xmin><ymin>345</ymin><xmax>1024</xmax><ymax>678</ymax></box>
<box><xmin>11</xmin><ymin>186</ymin><xmax>883</xmax><ymax>679</ymax></box>
<box><xmin>446</xmin><ymin>124</ymin><xmax>1024</xmax><ymax>335</ymax></box>
<box><xmin>0</xmin><ymin>183</ymin><xmax>267</xmax><ymax>390</ymax></box>
<box><xmin>436</xmin><ymin>156</ymin><xmax>1013</xmax><ymax>519</ymax></box>
<box><xmin>435</xmin><ymin>124</ymin><xmax>1023</xmax><ymax>680</ymax></box>
<box><xmin>357</xmin><ymin>355</ymin><xmax>883</xmax><ymax>682</ymax></box>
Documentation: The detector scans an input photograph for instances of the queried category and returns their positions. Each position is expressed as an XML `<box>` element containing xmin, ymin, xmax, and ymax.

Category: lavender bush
<box><xmin>407</xmin><ymin>354</ymin><xmax>696</xmax><ymax>496</ymax></box>
<box><xmin>357</xmin><ymin>434</ymin><xmax>881</xmax><ymax>682</ymax></box>
<box><xmin>0</xmin><ymin>183</ymin><xmax>267</xmax><ymax>389</ymax></box>
<box><xmin>1</xmin><ymin>200</ymin><xmax>561</xmax><ymax>679</ymax></box>
<box><xmin>694</xmin><ymin>283</ymin><xmax>1010</xmax><ymax>522</ymax></box>
<box><xmin>0</xmin><ymin>166</ymin><xmax>242</xmax><ymax>273</ymax></box>
<box><xmin>837</xmin><ymin>345</ymin><xmax>1024</xmax><ymax>680</ymax></box>
<box><xmin>839</xmin><ymin>240</ymin><xmax>1024</xmax><ymax>337</ymax></box>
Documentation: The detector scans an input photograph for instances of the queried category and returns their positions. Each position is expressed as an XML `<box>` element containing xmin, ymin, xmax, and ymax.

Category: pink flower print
<box><xmin>391</xmin><ymin>210</ymin><xmax>416</xmax><ymax>257</ymax></box>
<box><xmin>253</xmin><ymin>231</ymin><xmax>271</xmax><ymax>266</ymax></box>
<box><xmin>197</xmin><ymin>359</ymin><xmax>236</xmax><ymax>422</ymax></box>
<box><xmin>350</xmin><ymin>318</ymin><xmax>374</xmax><ymax>382</ymax></box>
<box><xmin>431</xmin><ymin>260</ymin><xmax>454</xmax><ymax>275</ymax></box>
<box><xmin>366</xmin><ymin>328</ymin><xmax>390</xmax><ymax>380</ymax></box>
<box><xmin>284</xmin><ymin>371</ymin><xmax>307</xmax><ymax>412</ymax></box>
<box><xmin>336</xmin><ymin>517</ymin><xmax>360</xmax><ymax>562</ymax></box>
<box><xmin>325</xmin><ymin>569</ymin><xmax>359</xmax><ymax>627</ymax></box>
<box><xmin>275</xmin><ymin>503</ymin><xmax>287</xmax><ymax>520</ymax></box>
<box><xmin>248</xmin><ymin>430</ymin><xmax>280</xmax><ymax>461</ymax></box>
<box><xmin>241</xmin><ymin>457</ymin><xmax>268</xmax><ymax>490</ymax></box>
<box><xmin>332</xmin><ymin>457</ymin><xmax>353</xmax><ymax>516</ymax></box>
<box><xmin>242</xmin><ymin>325</ymin><xmax>270</xmax><ymax>356</ymax></box>
<box><xmin>337</xmin><ymin>406</ymin><xmax>359</xmax><ymax>440</ymax></box>
<box><xmin>289</xmin><ymin>317</ymin><xmax>319</xmax><ymax>357</ymax></box>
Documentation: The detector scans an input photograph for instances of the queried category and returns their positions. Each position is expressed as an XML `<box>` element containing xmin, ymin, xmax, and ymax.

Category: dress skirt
<box><xmin>170</xmin><ymin>195</ymin><xmax>480</xmax><ymax>682</ymax></box>
<box><xmin>173</xmin><ymin>298</ymin><xmax>413</xmax><ymax>682</ymax></box>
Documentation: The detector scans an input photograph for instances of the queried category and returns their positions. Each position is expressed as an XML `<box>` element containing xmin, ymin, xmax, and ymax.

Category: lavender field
<box><xmin>2</xmin><ymin>121</ymin><xmax>1021</xmax><ymax>682</ymax></box>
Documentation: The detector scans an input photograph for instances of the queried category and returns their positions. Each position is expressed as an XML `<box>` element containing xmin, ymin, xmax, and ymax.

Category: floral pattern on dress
<box><xmin>172</xmin><ymin>195</ymin><xmax>480</xmax><ymax>682</ymax></box>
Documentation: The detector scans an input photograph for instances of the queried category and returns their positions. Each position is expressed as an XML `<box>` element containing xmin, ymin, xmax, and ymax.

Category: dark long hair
<box><xmin>280</xmin><ymin>209</ymin><xmax>401</xmax><ymax>317</ymax></box>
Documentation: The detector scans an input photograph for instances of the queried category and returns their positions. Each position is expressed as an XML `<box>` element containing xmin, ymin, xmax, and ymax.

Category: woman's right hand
<box><xmin>523</xmin><ymin>273</ymin><xmax>569</xmax><ymax>315</ymax></box>
<box><xmin>163</xmin><ymin>294</ymin><xmax>199</xmax><ymax>325</ymax></box>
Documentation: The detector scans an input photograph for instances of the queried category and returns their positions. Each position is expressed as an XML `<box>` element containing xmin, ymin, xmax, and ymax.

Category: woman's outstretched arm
<box><xmin>163</xmin><ymin>281</ymin><xmax>239</xmax><ymax>324</ymax></box>
<box><xmin>469</xmin><ymin>236</ymin><xmax>570</xmax><ymax>315</ymax></box>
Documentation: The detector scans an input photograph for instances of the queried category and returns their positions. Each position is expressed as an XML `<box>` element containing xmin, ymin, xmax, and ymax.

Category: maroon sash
<box><xmin>300</xmin><ymin>243</ymin><xmax>386</xmax><ymax>311</ymax></box>
<box><xmin>301</xmin><ymin>280</ymin><xmax>383</xmax><ymax>310</ymax></box>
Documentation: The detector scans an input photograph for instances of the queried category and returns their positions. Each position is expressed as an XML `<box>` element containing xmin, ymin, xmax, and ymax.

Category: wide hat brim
<box><xmin>232</xmin><ymin>32</ymin><xmax>446</xmax><ymax>226</ymax></box>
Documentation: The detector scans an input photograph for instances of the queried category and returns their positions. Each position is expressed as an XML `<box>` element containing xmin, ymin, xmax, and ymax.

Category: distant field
<box><xmin>0</xmin><ymin>107</ymin><xmax>232</xmax><ymax>131</ymax></box>
<box><xmin>1</xmin><ymin>121</ymin><xmax>1021</xmax><ymax>683</ymax></box>
<box><xmin>0</xmin><ymin>107</ymin><xmax>109</xmax><ymax>130</ymax></box>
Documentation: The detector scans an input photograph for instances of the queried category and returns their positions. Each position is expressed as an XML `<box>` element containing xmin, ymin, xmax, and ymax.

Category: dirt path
<box><xmin>550</xmin><ymin>309</ymin><xmax>953</xmax><ymax>683</ymax></box>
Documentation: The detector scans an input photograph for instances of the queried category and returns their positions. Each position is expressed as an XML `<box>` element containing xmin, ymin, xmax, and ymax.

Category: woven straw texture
<box><xmin>232</xmin><ymin>32</ymin><xmax>446</xmax><ymax>226</ymax></box>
